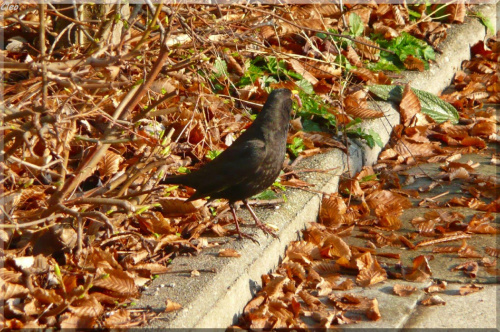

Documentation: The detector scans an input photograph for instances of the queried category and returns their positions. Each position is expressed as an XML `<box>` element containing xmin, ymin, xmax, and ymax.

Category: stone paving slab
<box><xmin>403</xmin><ymin>284</ymin><xmax>499</xmax><ymax>329</ymax></box>
<box><xmin>135</xmin><ymin>3</ymin><xmax>498</xmax><ymax>328</ymax></box>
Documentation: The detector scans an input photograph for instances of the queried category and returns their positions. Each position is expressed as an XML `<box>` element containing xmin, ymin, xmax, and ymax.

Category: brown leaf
<box><xmin>461</xmin><ymin>136</ymin><xmax>486</xmax><ymax>149</ymax></box>
<box><xmin>451</xmin><ymin>261</ymin><xmax>479</xmax><ymax>278</ymax></box>
<box><xmin>366</xmin><ymin>190</ymin><xmax>412</xmax><ymax>210</ymax></box>
<box><xmin>421</xmin><ymin>295</ymin><xmax>446</xmax><ymax>306</ymax></box>
<box><xmin>59</xmin><ymin>313</ymin><xmax>95</xmax><ymax>329</ymax></box>
<box><xmin>355</xmin><ymin>252</ymin><xmax>387</xmax><ymax>286</ymax></box>
<box><xmin>219</xmin><ymin>248</ymin><xmax>241</xmax><ymax>258</ymax></box>
<box><xmin>470</xmin><ymin>121</ymin><xmax>496</xmax><ymax>137</ymax></box>
<box><xmin>424</xmin><ymin>280</ymin><xmax>447</xmax><ymax>293</ymax></box>
<box><xmin>344</xmin><ymin>45</ymin><xmax>363</xmax><ymax>67</ymax></box>
<box><xmin>400</xmin><ymin>84</ymin><xmax>421</xmax><ymax>126</ymax></box>
<box><xmin>403</xmin><ymin>55</ymin><xmax>425</xmax><ymax>72</ymax></box>
<box><xmin>391</xmin><ymin>5</ymin><xmax>407</xmax><ymax>25</ymax></box>
<box><xmin>97</xmin><ymin>150</ymin><xmax>124</xmax><ymax>178</ymax></box>
<box><xmin>288</xmin><ymin>59</ymin><xmax>318</xmax><ymax>85</ymax></box>
<box><xmin>459</xmin><ymin>284</ymin><xmax>484</xmax><ymax>296</ymax></box>
<box><xmin>355</xmin><ymin>37</ymin><xmax>380</xmax><ymax>60</ymax></box>
<box><xmin>31</xmin><ymin>288</ymin><xmax>63</xmax><ymax>305</ymax></box>
<box><xmin>69</xmin><ymin>297</ymin><xmax>104</xmax><ymax>318</ymax></box>
<box><xmin>158</xmin><ymin>197</ymin><xmax>206</xmax><ymax>218</ymax></box>
<box><xmin>262</xmin><ymin>276</ymin><xmax>287</xmax><ymax>300</ymax></box>
<box><xmin>104</xmin><ymin>308</ymin><xmax>131</xmax><ymax>328</ymax></box>
<box><xmin>485</xmin><ymin>247</ymin><xmax>500</xmax><ymax>258</ymax></box>
<box><xmin>311</xmin><ymin>261</ymin><xmax>341</xmax><ymax>277</ymax></box>
<box><xmin>338</xmin><ymin>179</ymin><xmax>364</xmax><ymax>197</ymax></box>
<box><xmin>345</xmin><ymin>106</ymin><xmax>384</xmax><ymax>119</ymax></box>
<box><xmin>404</xmin><ymin>255</ymin><xmax>432</xmax><ymax>282</ymax></box>
<box><xmin>447</xmin><ymin>3</ymin><xmax>466</xmax><ymax>23</ymax></box>
<box><xmin>467</xmin><ymin>213</ymin><xmax>499</xmax><ymax>234</ymax></box>
<box><xmin>299</xmin><ymin>290</ymin><xmax>323</xmax><ymax>310</ymax></box>
<box><xmin>351</xmin><ymin>68</ymin><xmax>377</xmax><ymax>82</ymax></box>
<box><xmin>165</xmin><ymin>299</ymin><xmax>182</xmax><ymax>312</ymax></box>
<box><xmin>319</xmin><ymin>194</ymin><xmax>347</xmax><ymax>229</ymax></box>
<box><xmin>0</xmin><ymin>278</ymin><xmax>28</xmax><ymax>300</ymax></box>
<box><xmin>332</xmin><ymin>278</ymin><xmax>355</xmax><ymax>291</ymax></box>
<box><xmin>366</xmin><ymin>298</ymin><xmax>381</xmax><ymax>321</ymax></box>
<box><xmin>282</xmin><ymin>262</ymin><xmax>306</xmax><ymax>281</ymax></box>
<box><xmin>393</xmin><ymin>284</ymin><xmax>418</xmax><ymax>297</ymax></box>
<box><xmin>321</xmin><ymin>234</ymin><xmax>351</xmax><ymax>259</ymax></box>
<box><xmin>93</xmin><ymin>268</ymin><xmax>137</xmax><ymax>297</ymax></box>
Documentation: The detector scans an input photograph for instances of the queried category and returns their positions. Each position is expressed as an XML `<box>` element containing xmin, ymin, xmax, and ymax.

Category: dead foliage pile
<box><xmin>236</xmin><ymin>36</ymin><xmax>499</xmax><ymax>329</ymax></box>
<box><xmin>0</xmin><ymin>1</ymin><xmax>486</xmax><ymax>329</ymax></box>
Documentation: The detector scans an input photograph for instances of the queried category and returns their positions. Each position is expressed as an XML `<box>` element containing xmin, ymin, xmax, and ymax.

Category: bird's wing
<box><xmin>185</xmin><ymin>139</ymin><xmax>266</xmax><ymax>199</ymax></box>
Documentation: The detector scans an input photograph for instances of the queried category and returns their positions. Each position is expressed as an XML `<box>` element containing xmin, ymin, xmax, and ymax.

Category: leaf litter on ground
<box><xmin>1</xmin><ymin>2</ymin><xmax>497</xmax><ymax>329</ymax></box>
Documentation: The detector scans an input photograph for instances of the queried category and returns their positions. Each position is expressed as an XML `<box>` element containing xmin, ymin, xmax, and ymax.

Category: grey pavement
<box><xmin>135</xmin><ymin>3</ymin><xmax>498</xmax><ymax>329</ymax></box>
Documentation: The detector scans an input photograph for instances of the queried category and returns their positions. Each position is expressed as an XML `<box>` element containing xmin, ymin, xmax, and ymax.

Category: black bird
<box><xmin>162</xmin><ymin>88</ymin><xmax>295</xmax><ymax>240</ymax></box>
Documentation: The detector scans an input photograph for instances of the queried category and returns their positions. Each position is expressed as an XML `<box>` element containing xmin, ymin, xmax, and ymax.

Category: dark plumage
<box><xmin>162</xmin><ymin>88</ymin><xmax>294</xmax><ymax>239</ymax></box>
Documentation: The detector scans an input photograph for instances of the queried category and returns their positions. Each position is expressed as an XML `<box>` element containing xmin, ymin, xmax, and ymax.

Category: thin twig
<box><xmin>39</xmin><ymin>3</ymin><xmax>48</xmax><ymax>110</ymax></box>
<box><xmin>0</xmin><ymin>214</ymin><xmax>64</xmax><ymax>229</ymax></box>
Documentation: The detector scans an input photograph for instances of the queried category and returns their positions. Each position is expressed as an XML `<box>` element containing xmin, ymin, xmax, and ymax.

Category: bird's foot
<box><xmin>254</xmin><ymin>221</ymin><xmax>278</xmax><ymax>239</ymax></box>
<box><xmin>235</xmin><ymin>230</ymin><xmax>260</xmax><ymax>244</ymax></box>
<box><xmin>242</xmin><ymin>200</ymin><xmax>279</xmax><ymax>239</ymax></box>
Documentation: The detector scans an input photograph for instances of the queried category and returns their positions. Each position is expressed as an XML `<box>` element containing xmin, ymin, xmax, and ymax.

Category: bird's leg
<box><xmin>229</xmin><ymin>203</ymin><xmax>259</xmax><ymax>244</ymax></box>
<box><xmin>243</xmin><ymin>200</ymin><xmax>278</xmax><ymax>239</ymax></box>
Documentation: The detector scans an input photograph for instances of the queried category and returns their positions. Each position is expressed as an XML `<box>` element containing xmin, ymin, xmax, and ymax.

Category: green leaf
<box><xmin>297</xmin><ymin>91</ymin><xmax>337</xmax><ymax>128</ymax></box>
<box><xmin>287</xmin><ymin>137</ymin><xmax>305</xmax><ymax>157</ymax></box>
<box><xmin>214</xmin><ymin>57</ymin><xmax>228</xmax><ymax>78</ymax></box>
<box><xmin>471</xmin><ymin>11</ymin><xmax>494</xmax><ymax>35</ymax></box>
<box><xmin>360</xmin><ymin>174</ymin><xmax>378</xmax><ymax>182</ymax></box>
<box><xmin>368</xmin><ymin>129</ymin><xmax>384</xmax><ymax>148</ymax></box>
<box><xmin>347</xmin><ymin>127</ymin><xmax>378</xmax><ymax>148</ymax></box>
<box><xmin>316</xmin><ymin>32</ymin><xmax>327</xmax><ymax>39</ymax></box>
<box><xmin>296</xmin><ymin>79</ymin><xmax>314</xmax><ymax>95</ymax></box>
<box><xmin>368</xmin><ymin>85</ymin><xmax>459</xmax><ymax>124</ymax></box>
<box><xmin>266</xmin><ymin>57</ymin><xmax>281</xmax><ymax>74</ymax></box>
<box><xmin>253</xmin><ymin>189</ymin><xmax>277</xmax><ymax>200</ymax></box>
<box><xmin>408</xmin><ymin>9</ymin><xmax>422</xmax><ymax>19</ymax></box>
<box><xmin>206</xmin><ymin>150</ymin><xmax>222</xmax><ymax>160</ymax></box>
<box><xmin>349</xmin><ymin>13</ymin><xmax>364</xmax><ymax>37</ymax></box>
<box><xmin>54</xmin><ymin>264</ymin><xmax>61</xmax><ymax>278</ymax></box>
<box><xmin>302</xmin><ymin>118</ymin><xmax>322</xmax><ymax>132</ymax></box>
<box><xmin>374</xmin><ymin>32</ymin><xmax>435</xmax><ymax>71</ymax></box>
<box><xmin>177</xmin><ymin>166</ymin><xmax>190</xmax><ymax>174</ymax></box>
<box><xmin>272</xmin><ymin>179</ymin><xmax>286</xmax><ymax>191</ymax></box>
<box><xmin>367</xmin><ymin>58</ymin><xmax>401</xmax><ymax>72</ymax></box>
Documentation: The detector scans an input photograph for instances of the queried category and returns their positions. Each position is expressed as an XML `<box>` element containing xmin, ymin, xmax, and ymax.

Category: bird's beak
<box><xmin>291</xmin><ymin>90</ymin><xmax>302</xmax><ymax>109</ymax></box>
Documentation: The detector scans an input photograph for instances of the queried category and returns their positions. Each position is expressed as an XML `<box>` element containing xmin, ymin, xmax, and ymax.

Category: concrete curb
<box><xmin>136</xmin><ymin>4</ymin><xmax>497</xmax><ymax>328</ymax></box>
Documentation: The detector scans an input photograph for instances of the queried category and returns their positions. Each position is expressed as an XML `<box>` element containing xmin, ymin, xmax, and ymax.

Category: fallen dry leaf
<box><xmin>219</xmin><ymin>248</ymin><xmax>241</xmax><ymax>258</ymax></box>
<box><xmin>421</xmin><ymin>295</ymin><xmax>446</xmax><ymax>306</ymax></box>
<box><xmin>165</xmin><ymin>300</ymin><xmax>182</xmax><ymax>312</ymax></box>
<box><xmin>393</xmin><ymin>284</ymin><xmax>418</xmax><ymax>297</ymax></box>
<box><xmin>459</xmin><ymin>284</ymin><xmax>484</xmax><ymax>296</ymax></box>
